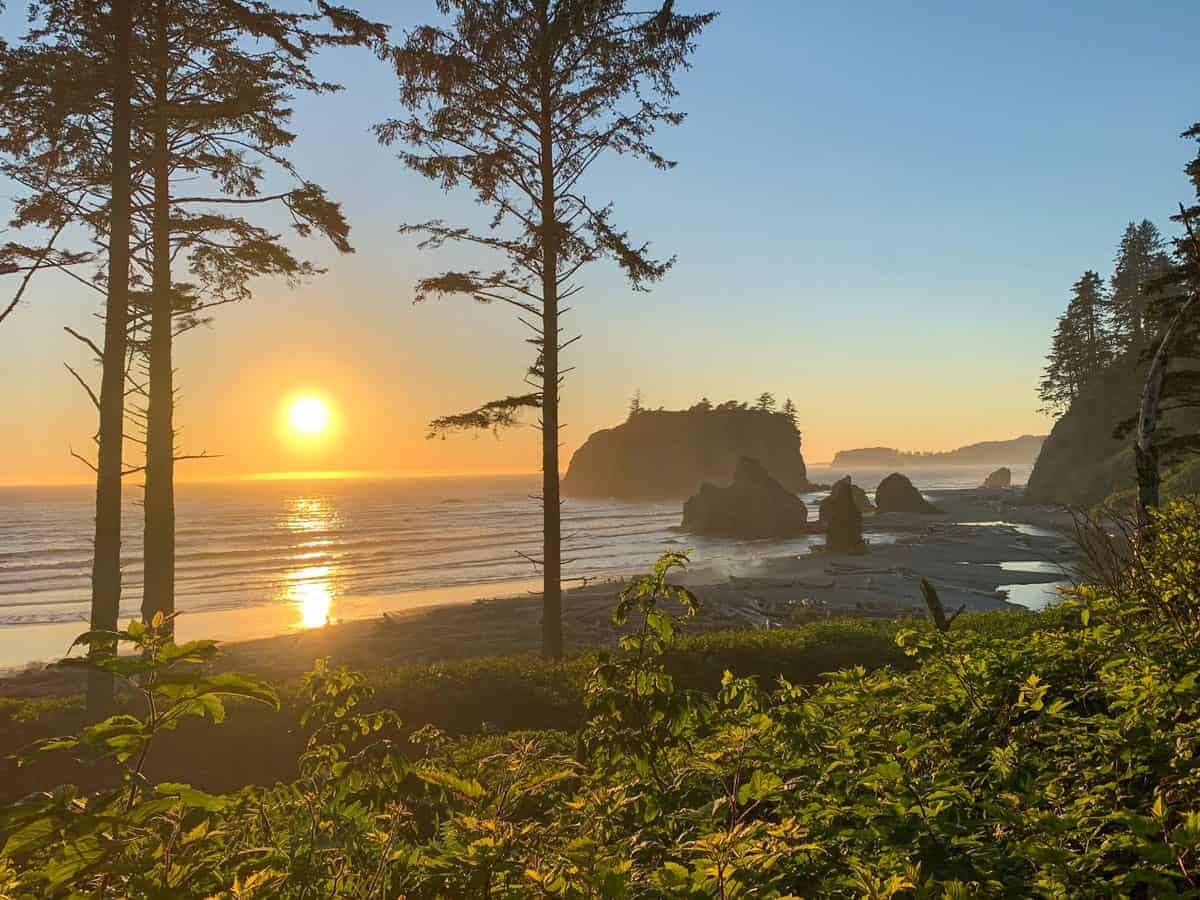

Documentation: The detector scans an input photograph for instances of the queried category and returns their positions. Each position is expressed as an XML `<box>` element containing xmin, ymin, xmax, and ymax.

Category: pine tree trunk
<box><xmin>88</xmin><ymin>0</ymin><xmax>133</xmax><ymax>715</ymax></box>
<box><xmin>537</xmin><ymin>1</ymin><xmax>563</xmax><ymax>658</ymax></box>
<box><xmin>143</xmin><ymin>0</ymin><xmax>175</xmax><ymax>629</ymax></box>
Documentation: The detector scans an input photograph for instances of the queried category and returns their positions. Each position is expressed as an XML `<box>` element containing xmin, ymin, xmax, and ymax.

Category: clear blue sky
<box><xmin>2</xmin><ymin>1</ymin><xmax>1198</xmax><ymax>483</ymax></box>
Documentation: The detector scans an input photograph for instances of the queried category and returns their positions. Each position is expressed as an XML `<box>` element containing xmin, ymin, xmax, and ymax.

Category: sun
<box><xmin>288</xmin><ymin>395</ymin><xmax>330</xmax><ymax>437</ymax></box>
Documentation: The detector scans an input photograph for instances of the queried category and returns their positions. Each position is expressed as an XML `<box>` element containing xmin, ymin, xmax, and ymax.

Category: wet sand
<box><xmin>0</xmin><ymin>486</ymin><xmax>1077</xmax><ymax>695</ymax></box>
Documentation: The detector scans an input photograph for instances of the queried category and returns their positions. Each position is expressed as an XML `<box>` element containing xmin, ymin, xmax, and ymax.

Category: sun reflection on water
<box><xmin>285</xmin><ymin>496</ymin><xmax>338</xmax><ymax>533</ymax></box>
<box><xmin>285</xmin><ymin>566</ymin><xmax>335</xmax><ymax>629</ymax></box>
<box><xmin>279</xmin><ymin>497</ymin><xmax>343</xmax><ymax>628</ymax></box>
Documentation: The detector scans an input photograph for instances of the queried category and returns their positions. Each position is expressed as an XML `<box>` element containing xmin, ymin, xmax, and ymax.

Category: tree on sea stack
<box><xmin>781</xmin><ymin>397</ymin><xmax>798</xmax><ymax>427</ymax></box>
<box><xmin>380</xmin><ymin>0</ymin><xmax>716</xmax><ymax>657</ymax></box>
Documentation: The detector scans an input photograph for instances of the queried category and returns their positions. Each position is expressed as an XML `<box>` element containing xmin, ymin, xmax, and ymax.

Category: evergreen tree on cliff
<box><xmin>380</xmin><ymin>0</ymin><xmax>716</xmax><ymax>657</ymax></box>
<box><xmin>1122</xmin><ymin>123</ymin><xmax>1200</xmax><ymax>517</ymax></box>
<box><xmin>781</xmin><ymin>397</ymin><xmax>798</xmax><ymax>428</ymax></box>
<box><xmin>1039</xmin><ymin>270</ymin><xmax>1111</xmax><ymax>415</ymax></box>
<box><xmin>1108</xmin><ymin>220</ymin><xmax>1172</xmax><ymax>349</ymax></box>
<box><xmin>628</xmin><ymin>389</ymin><xmax>643</xmax><ymax>418</ymax></box>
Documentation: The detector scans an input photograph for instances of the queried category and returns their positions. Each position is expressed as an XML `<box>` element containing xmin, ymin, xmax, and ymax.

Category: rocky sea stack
<box><xmin>982</xmin><ymin>467</ymin><xmax>1012</xmax><ymax>489</ymax></box>
<box><xmin>875</xmin><ymin>472</ymin><xmax>941</xmax><ymax>514</ymax></box>
<box><xmin>823</xmin><ymin>476</ymin><xmax>866</xmax><ymax>554</ymax></box>
<box><xmin>819</xmin><ymin>480</ymin><xmax>874</xmax><ymax>521</ymax></box>
<box><xmin>681</xmin><ymin>457</ymin><xmax>808</xmax><ymax>538</ymax></box>
<box><xmin>564</xmin><ymin>404</ymin><xmax>811</xmax><ymax>500</ymax></box>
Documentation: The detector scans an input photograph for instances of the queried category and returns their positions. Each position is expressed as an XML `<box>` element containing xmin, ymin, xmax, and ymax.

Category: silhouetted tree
<box><xmin>0</xmin><ymin>3</ymin><xmax>381</xmax><ymax>706</ymax></box>
<box><xmin>1123</xmin><ymin>125</ymin><xmax>1200</xmax><ymax>522</ymax></box>
<box><xmin>1108</xmin><ymin>220</ymin><xmax>1171</xmax><ymax>349</ymax></box>
<box><xmin>690</xmin><ymin>396</ymin><xmax>713</xmax><ymax>412</ymax></box>
<box><xmin>1039</xmin><ymin>271</ymin><xmax>1111</xmax><ymax>415</ymax></box>
<box><xmin>381</xmin><ymin>0</ymin><xmax>715</xmax><ymax>657</ymax></box>
<box><xmin>97</xmin><ymin>0</ymin><xmax>133</xmax><ymax>714</ymax></box>
<box><xmin>628</xmin><ymin>389</ymin><xmax>643</xmax><ymax>418</ymax></box>
<box><xmin>781</xmin><ymin>397</ymin><xmax>797</xmax><ymax>427</ymax></box>
<box><xmin>0</xmin><ymin>1</ymin><xmax>145</xmax><ymax>712</ymax></box>
<box><xmin>754</xmin><ymin>391</ymin><xmax>775</xmax><ymax>412</ymax></box>
<box><xmin>131</xmin><ymin>0</ymin><xmax>384</xmax><ymax>626</ymax></box>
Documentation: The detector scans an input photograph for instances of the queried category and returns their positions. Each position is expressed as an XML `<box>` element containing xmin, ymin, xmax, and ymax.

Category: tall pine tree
<box><xmin>1107</xmin><ymin>219</ymin><xmax>1171</xmax><ymax>349</ymax></box>
<box><xmin>380</xmin><ymin>0</ymin><xmax>715</xmax><ymax>657</ymax></box>
<box><xmin>1039</xmin><ymin>270</ymin><xmax>1112</xmax><ymax>415</ymax></box>
<box><xmin>0</xmin><ymin>0</ymin><xmax>138</xmax><ymax>711</ymax></box>
<box><xmin>131</xmin><ymin>0</ymin><xmax>385</xmax><ymax>626</ymax></box>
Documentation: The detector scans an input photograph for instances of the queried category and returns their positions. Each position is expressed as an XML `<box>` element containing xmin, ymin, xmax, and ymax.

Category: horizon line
<box><xmin>0</xmin><ymin>468</ymin><xmax>546</xmax><ymax>489</ymax></box>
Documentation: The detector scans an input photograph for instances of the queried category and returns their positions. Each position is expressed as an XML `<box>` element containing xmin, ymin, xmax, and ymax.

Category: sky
<box><xmin>1</xmin><ymin>0</ymin><xmax>1199</xmax><ymax>485</ymax></box>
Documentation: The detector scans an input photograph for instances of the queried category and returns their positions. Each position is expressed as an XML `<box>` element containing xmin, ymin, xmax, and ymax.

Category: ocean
<box><xmin>0</xmin><ymin>464</ymin><xmax>1032</xmax><ymax>664</ymax></box>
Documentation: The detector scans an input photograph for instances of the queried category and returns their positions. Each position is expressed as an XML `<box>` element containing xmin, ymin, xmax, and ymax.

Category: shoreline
<box><xmin>0</xmin><ymin>486</ymin><xmax>1077</xmax><ymax>694</ymax></box>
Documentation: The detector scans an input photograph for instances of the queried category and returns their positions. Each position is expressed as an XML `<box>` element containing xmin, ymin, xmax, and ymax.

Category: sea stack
<box><xmin>823</xmin><ymin>476</ymin><xmax>866</xmax><ymax>554</ymax></box>
<box><xmin>819</xmin><ymin>479</ymin><xmax>874</xmax><ymax>521</ymax></box>
<box><xmin>681</xmin><ymin>456</ymin><xmax>808</xmax><ymax>538</ymax></box>
<box><xmin>875</xmin><ymin>472</ymin><xmax>941</xmax><ymax>514</ymax></box>
<box><xmin>564</xmin><ymin>405</ymin><xmax>812</xmax><ymax>500</ymax></box>
<box><xmin>982</xmin><ymin>466</ymin><xmax>1012</xmax><ymax>489</ymax></box>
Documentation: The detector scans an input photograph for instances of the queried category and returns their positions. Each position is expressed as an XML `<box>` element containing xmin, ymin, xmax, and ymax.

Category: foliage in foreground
<box><xmin>3</xmin><ymin>505</ymin><xmax>1200</xmax><ymax>895</ymax></box>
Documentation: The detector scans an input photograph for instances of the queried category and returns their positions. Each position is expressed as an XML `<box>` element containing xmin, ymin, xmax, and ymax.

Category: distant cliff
<box><xmin>831</xmin><ymin>435</ymin><xmax>1046</xmax><ymax>468</ymax></box>
<box><xmin>563</xmin><ymin>407</ymin><xmax>810</xmax><ymax>500</ymax></box>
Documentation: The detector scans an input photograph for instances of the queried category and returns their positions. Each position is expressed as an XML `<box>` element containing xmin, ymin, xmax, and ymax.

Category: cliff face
<box><xmin>563</xmin><ymin>408</ymin><xmax>810</xmax><ymax>500</ymax></box>
<box><xmin>1025</xmin><ymin>352</ymin><xmax>1200</xmax><ymax>507</ymax></box>
<box><xmin>832</xmin><ymin>435</ymin><xmax>1046</xmax><ymax>468</ymax></box>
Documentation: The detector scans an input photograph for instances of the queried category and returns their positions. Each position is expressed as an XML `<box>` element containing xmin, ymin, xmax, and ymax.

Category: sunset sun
<box><xmin>287</xmin><ymin>395</ymin><xmax>330</xmax><ymax>437</ymax></box>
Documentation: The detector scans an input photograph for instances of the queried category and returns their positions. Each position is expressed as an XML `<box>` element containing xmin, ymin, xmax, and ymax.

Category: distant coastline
<box><xmin>830</xmin><ymin>435</ymin><xmax>1046</xmax><ymax>469</ymax></box>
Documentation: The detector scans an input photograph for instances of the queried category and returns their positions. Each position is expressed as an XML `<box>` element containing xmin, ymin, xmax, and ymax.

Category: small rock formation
<box><xmin>874</xmin><ymin>472</ymin><xmax>941</xmax><ymax>514</ymax></box>
<box><xmin>982</xmin><ymin>466</ymin><xmax>1012</xmax><ymax>489</ymax></box>
<box><xmin>819</xmin><ymin>479</ymin><xmax>874</xmax><ymax>522</ymax></box>
<box><xmin>823</xmin><ymin>476</ymin><xmax>866</xmax><ymax>554</ymax></box>
<box><xmin>681</xmin><ymin>456</ymin><xmax>808</xmax><ymax>538</ymax></box>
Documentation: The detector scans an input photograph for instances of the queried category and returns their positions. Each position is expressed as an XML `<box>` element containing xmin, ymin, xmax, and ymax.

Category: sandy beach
<box><xmin>0</xmin><ymin>485</ymin><xmax>1077</xmax><ymax>694</ymax></box>
<box><xmin>219</xmin><ymin>486</ymin><xmax>1076</xmax><ymax>678</ymax></box>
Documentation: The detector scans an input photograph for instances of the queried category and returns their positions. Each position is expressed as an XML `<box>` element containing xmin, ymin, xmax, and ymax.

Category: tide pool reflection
<box><xmin>284</xmin><ymin>565</ymin><xmax>335</xmax><ymax>629</ymax></box>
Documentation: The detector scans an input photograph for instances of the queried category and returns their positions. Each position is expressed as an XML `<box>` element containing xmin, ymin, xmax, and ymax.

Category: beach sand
<box><xmin>0</xmin><ymin>486</ymin><xmax>1076</xmax><ymax>696</ymax></box>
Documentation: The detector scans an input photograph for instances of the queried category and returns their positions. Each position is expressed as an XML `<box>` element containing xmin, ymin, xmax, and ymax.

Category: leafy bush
<box><xmin>4</xmin><ymin>504</ymin><xmax>1200</xmax><ymax>896</ymax></box>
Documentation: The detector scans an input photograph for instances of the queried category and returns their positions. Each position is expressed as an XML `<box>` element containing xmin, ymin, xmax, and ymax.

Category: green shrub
<box><xmin>668</xmin><ymin>618</ymin><xmax>911</xmax><ymax>692</ymax></box>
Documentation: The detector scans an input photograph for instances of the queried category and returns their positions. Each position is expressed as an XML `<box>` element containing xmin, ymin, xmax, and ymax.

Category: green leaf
<box><xmin>155</xmin><ymin>782</ymin><xmax>229</xmax><ymax>812</ymax></box>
